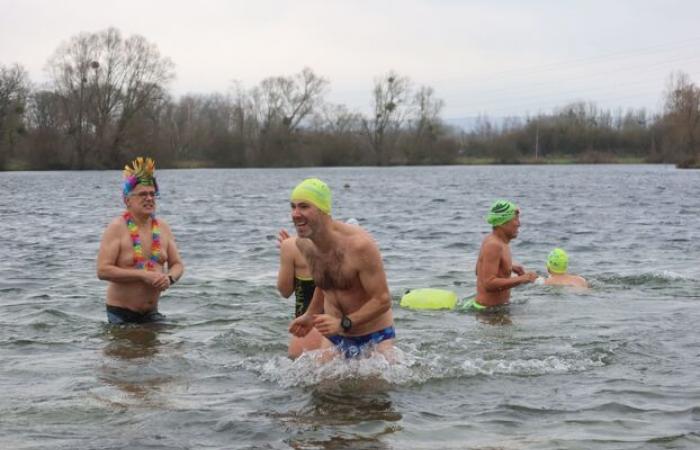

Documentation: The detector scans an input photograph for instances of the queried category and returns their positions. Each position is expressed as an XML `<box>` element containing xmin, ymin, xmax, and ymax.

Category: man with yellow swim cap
<box><xmin>542</xmin><ymin>248</ymin><xmax>588</xmax><ymax>288</ymax></box>
<box><xmin>473</xmin><ymin>200</ymin><xmax>538</xmax><ymax>308</ymax></box>
<box><xmin>286</xmin><ymin>178</ymin><xmax>395</xmax><ymax>359</ymax></box>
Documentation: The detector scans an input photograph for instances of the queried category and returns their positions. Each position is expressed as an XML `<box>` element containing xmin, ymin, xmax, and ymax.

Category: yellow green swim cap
<box><xmin>486</xmin><ymin>200</ymin><xmax>518</xmax><ymax>226</ymax></box>
<box><xmin>290</xmin><ymin>178</ymin><xmax>332</xmax><ymax>214</ymax></box>
<box><xmin>547</xmin><ymin>248</ymin><xmax>569</xmax><ymax>274</ymax></box>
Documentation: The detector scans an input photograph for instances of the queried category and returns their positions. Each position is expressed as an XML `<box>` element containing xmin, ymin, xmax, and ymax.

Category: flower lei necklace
<box><xmin>123</xmin><ymin>211</ymin><xmax>161</xmax><ymax>270</ymax></box>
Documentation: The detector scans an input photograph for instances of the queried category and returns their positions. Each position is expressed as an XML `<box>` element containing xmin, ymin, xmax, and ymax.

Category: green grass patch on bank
<box><xmin>454</xmin><ymin>154</ymin><xmax>648</xmax><ymax>165</ymax></box>
<box><xmin>5</xmin><ymin>159</ymin><xmax>32</xmax><ymax>171</ymax></box>
<box><xmin>169</xmin><ymin>160</ymin><xmax>215</xmax><ymax>169</ymax></box>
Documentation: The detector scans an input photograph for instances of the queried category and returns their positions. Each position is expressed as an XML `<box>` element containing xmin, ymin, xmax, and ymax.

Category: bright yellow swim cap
<box><xmin>290</xmin><ymin>178</ymin><xmax>332</xmax><ymax>214</ymax></box>
<box><xmin>547</xmin><ymin>248</ymin><xmax>569</xmax><ymax>274</ymax></box>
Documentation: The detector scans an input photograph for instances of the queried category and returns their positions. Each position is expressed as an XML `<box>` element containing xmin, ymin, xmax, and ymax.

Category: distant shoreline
<box><xmin>5</xmin><ymin>156</ymin><xmax>695</xmax><ymax>172</ymax></box>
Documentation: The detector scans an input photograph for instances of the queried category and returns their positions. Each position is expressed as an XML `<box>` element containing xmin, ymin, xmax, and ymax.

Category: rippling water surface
<box><xmin>1</xmin><ymin>165</ymin><xmax>699</xmax><ymax>449</ymax></box>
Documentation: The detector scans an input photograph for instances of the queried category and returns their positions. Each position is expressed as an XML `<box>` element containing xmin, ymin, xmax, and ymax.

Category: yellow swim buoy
<box><xmin>400</xmin><ymin>288</ymin><xmax>458</xmax><ymax>310</ymax></box>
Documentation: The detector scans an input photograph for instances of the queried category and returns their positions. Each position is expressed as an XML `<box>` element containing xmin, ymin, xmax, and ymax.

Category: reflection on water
<box><xmin>475</xmin><ymin>310</ymin><xmax>513</xmax><ymax>326</ymax></box>
<box><xmin>290</xmin><ymin>434</ymin><xmax>394</xmax><ymax>450</ymax></box>
<box><xmin>103</xmin><ymin>324</ymin><xmax>163</xmax><ymax>360</ymax></box>
<box><xmin>98</xmin><ymin>324</ymin><xmax>176</xmax><ymax>404</ymax></box>
<box><xmin>286</xmin><ymin>382</ymin><xmax>401</xmax><ymax>450</ymax></box>
<box><xmin>305</xmin><ymin>381</ymin><xmax>402</xmax><ymax>424</ymax></box>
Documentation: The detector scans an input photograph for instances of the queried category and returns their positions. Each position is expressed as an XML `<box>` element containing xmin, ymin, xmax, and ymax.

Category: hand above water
<box><xmin>312</xmin><ymin>314</ymin><xmax>341</xmax><ymax>336</ymax></box>
<box><xmin>289</xmin><ymin>313</ymin><xmax>313</xmax><ymax>337</ymax></box>
<box><xmin>277</xmin><ymin>228</ymin><xmax>291</xmax><ymax>248</ymax></box>
<box><xmin>512</xmin><ymin>264</ymin><xmax>525</xmax><ymax>276</ymax></box>
<box><xmin>521</xmin><ymin>271</ymin><xmax>539</xmax><ymax>284</ymax></box>
<box><xmin>143</xmin><ymin>271</ymin><xmax>170</xmax><ymax>291</ymax></box>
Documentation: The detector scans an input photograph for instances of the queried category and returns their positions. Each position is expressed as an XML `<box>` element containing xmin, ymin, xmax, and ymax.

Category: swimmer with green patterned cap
<box><xmin>541</xmin><ymin>248</ymin><xmax>589</xmax><ymax>288</ymax></box>
<box><xmin>286</xmin><ymin>178</ymin><xmax>396</xmax><ymax>360</ymax></box>
<box><xmin>472</xmin><ymin>199</ymin><xmax>538</xmax><ymax>309</ymax></box>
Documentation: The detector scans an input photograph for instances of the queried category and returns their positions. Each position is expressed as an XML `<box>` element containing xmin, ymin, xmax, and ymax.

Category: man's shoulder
<box><xmin>100</xmin><ymin>215</ymin><xmax>127</xmax><ymax>241</ymax></box>
<box><xmin>107</xmin><ymin>215</ymin><xmax>127</xmax><ymax>230</ymax></box>
<box><xmin>572</xmin><ymin>275</ymin><xmax>588</xmax><ymax>287</ymax></box>
<box><xmin>480</xmin><ymin>234</ymin><xmax>505</xmax><ymax>251</ymax></box>
<box><xmin>545</xmin><ymin>275</ymin><xmax>588</xmax><ymax>288</ymax></box>
<box><xmin>155</xmin><ymin>216</ymin><xmax>171</xmax><ymax>229</ymax></box>
<box><xmin>280</xmin><ymin>236</ymin><xmax>300</xmax><ymax>254</ymax></box>
<box><xmin>344</xmin><ymin>225</ymin><xmax>375</xmax><ymax>247</ymax></box>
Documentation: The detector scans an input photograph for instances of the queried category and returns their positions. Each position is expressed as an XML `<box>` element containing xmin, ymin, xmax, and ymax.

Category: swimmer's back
<box><xmin>544</xmin><ymin>274</ymin><xmax>588</xmax><ymax>288</ymax></box>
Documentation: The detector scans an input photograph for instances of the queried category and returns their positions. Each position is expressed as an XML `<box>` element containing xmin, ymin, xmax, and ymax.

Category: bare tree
<box><xmin>25</xmin><ymin>90</ymin><xmax>69</xmax><ymax>168</ymax></box>
<box><xmin>46</xmin><ymin>27</ymin><xmax>175</xmax><ymax>168</ymax></box>
<box><xmin>246</xmin><ymin>67</ymin><xmax>328</xmax><ymax>164</ymax></box>
<box><xmin>362</xmin><ymin>71</ymin><xmax>411</xmax><ymax>165</ymax></box>
<box><xmin>407</xmin><ymin>85</ymin><xmax>444</xmax><ymax>163</ymax></box>
<box><xmin>0</xmin><ymin>64</ymin><xmax>31</xmax><ymax>169</ymax></box>
<box><xmin>305</xmin><ymin>103</ymin><xmax>365</xmax><ymax>165</ymax></box>
<box><xmin>662</xmin><ymin>71</ymin><xmax>700</xmax><ymax>167</ymax></box>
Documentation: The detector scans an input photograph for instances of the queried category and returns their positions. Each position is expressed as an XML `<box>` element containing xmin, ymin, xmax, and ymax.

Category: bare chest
<box><xmin>307</xmin><ymin>247</ymin><xmax>356</xmax><ymax>291</ymax></box>
<box><xmin>499</xmin><ymin>246</ymin><xmax>513</xmax><ymax>275</ymax></box>
<box><xmin>117</xmin><ymin>230</ymin><xmax>167</xmax><ymax>268</ymax></box>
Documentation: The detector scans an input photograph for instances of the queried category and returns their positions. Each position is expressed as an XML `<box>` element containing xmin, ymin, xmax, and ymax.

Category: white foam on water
<box><xmin>242</xmin><ymin>342</ymin><xmax>608</xmax><ymax>388</ymax></box>
<box><xmin>459</xmin><ymin>354</ymin><xmax>604</xmax><ymax>376</ymax></box>
<box><xmin>654</xmin><ymin>269</ymin><xmax>695</xmax><ymax>281</ymax></box>
<box><xmin>246</xmin><ymin>347</ymin><xmax>421</xmax><ymax>388</ymax></box>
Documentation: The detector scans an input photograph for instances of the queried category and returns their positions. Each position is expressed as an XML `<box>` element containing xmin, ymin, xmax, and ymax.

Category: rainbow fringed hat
<box><xmin>122</xmin><ymin>157</ymin><xmax>158</xmax><ymax>199</ymax></box>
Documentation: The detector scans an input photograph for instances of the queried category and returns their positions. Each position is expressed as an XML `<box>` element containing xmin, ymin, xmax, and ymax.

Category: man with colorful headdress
<box><xmin>286</xmin><ymin>178</ymin><xmax>396</xmax><ymax>360</ymax></box>
<box><xmin>471</xmin><ymin>200</ymin><xmax>537</xmax><ymax>310</ymax></box>
<box><xmin>97</xmin><ymin>157</ymin><xmax>184</xmax><ymax>324</ymax></box>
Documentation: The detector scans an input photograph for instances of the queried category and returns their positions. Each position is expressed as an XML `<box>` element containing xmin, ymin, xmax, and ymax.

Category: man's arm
<box><xmin>348</xmin><ymin>239</ymin><xmax>392</xmax><ymax>325</ymax></box>
<box><xmin>289</xmin><ymin>288</ymin><xmax>325</xmax><ymax>337</ymax></box>
<box><xmin>478</xmin><ymin>241</ymin><xmax>536</xmax><ymax>291</ymax></box>
<box><xmin>511</xmin><ymin>263</ymin><xmax>525</xmax><ymax>276</ymax></box>
<box><xmin>277</xmin><ymin>238</ymin><xmax>296</xmax><ymax>298</ymax></box>
<box><xmin>162</xmin><ymin>220</ymin><xmax>184</xmax><ymax>287</ymax></box>
<box><xmin>96</xmin><ymin>219</ymin><xmax>151</xmax><ymax>283</ymax></box>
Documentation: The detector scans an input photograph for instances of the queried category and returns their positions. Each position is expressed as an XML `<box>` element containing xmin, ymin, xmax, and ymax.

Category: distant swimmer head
<box><xmin>486</xmin><ymin>199</ymin><xmax>518</xmax><ymax>227</ymax></box>
<box><xmin>547</xmin><ymin>248</ymin><xmax>569</xmax><ymax>274</ymax></box>
<box><xmin>290</xmin><ymin>178</ymin><xmax>332</xmax><ymax>214</ymax></box>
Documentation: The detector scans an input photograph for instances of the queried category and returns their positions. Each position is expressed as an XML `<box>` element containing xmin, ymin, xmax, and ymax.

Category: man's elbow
<box><xmin>378</xmin><ymin>293</ymin><xmax>392</xmax><ymax>313</ymax></box>
<box><xmin>481</xmin><ymin>278</ymin><xmax>501</xmax><ymax>292</ymax></box>
<box><xmin>277</xmin><ymin>281</ymin><xmax>293</xmax><ymax>298</ymax></box>
<box><xmin>97</xmin><ymin>266</ymin><xmax>109</xmax><ymax>281</ymax></box>
<box><xmin>484</xmin><ymin>284</ymin><xmax>502</xmax><ymax>293</ymax></box>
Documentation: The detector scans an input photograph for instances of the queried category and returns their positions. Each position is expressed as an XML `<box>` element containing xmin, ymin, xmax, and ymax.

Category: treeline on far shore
<box><xmin>1</xmin><ymin>27</ymin><xmax>699</xmax><ymax>171</ymax></box>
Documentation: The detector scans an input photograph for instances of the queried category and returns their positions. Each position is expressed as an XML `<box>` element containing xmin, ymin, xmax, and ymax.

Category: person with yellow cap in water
<box><xmin>286</xmin><ymin>178</ymin><xmax>395</xmax><ymax>359</ymax></box>
<box><xmin>97</xmin><ymin>157</ymin><xmax>184</xmax><ymax>324</ymax></box>
<box><xmin>541</xmin><ymin>248</ymin><xmax>588</xmax><ymax>288</ymax></box>
<box><xmin>470</xmin><ymin>200</ymin><xmax>538</xmax><ymax>310</ymax></box>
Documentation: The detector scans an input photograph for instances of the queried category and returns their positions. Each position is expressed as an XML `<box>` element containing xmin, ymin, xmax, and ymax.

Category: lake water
<box><xmin>1</xmin><ymin>165</ymin><xmax>699</xmax><ymax>449</ymax></box>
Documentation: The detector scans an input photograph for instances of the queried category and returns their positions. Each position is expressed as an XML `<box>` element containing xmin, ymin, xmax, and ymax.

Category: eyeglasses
<box><xmin>132</xmin><ymin>191</ymin><xmax>159</xmax><ymax>199</ymax></box>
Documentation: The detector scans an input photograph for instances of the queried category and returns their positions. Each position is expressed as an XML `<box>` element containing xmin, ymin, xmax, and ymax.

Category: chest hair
<box><xmin>303</xmin><ymin>244</ymin><xmax>354</xmax><ymax>291</ymax></box>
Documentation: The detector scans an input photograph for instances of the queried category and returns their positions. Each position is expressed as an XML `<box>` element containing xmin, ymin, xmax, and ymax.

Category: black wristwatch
<box><xmin>340</xmin><ymin>315</ymin><xmax>352</xmax><ymax>332</ymax></box>
<box><xmin>168</xmin><ymin>275</ymin><xmax>176</xmax><ymax>285</ymax></box>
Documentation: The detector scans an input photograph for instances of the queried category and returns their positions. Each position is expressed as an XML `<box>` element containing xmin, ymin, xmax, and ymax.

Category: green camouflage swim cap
<box><xmin>486</xmin><ymin>200</ymin><xmax>518</xmax><ymax>227</ymax></box>
<box><xmin>547</xmin><ymin>248</ymin><xmax>569</xmax><ymax>274</ymax></box>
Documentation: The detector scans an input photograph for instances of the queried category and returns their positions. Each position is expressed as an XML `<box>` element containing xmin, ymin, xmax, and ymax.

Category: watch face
<box><xmin>341</xmin><ymin>317</ymin><xmax>351</xmax><ymax>330</ymax></box>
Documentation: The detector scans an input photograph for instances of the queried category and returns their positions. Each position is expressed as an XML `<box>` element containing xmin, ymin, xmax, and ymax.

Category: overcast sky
<box><xmin>2</xmin><ymin>0</ymin><xmax>699</xmax><ymax>121</ymax></box>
